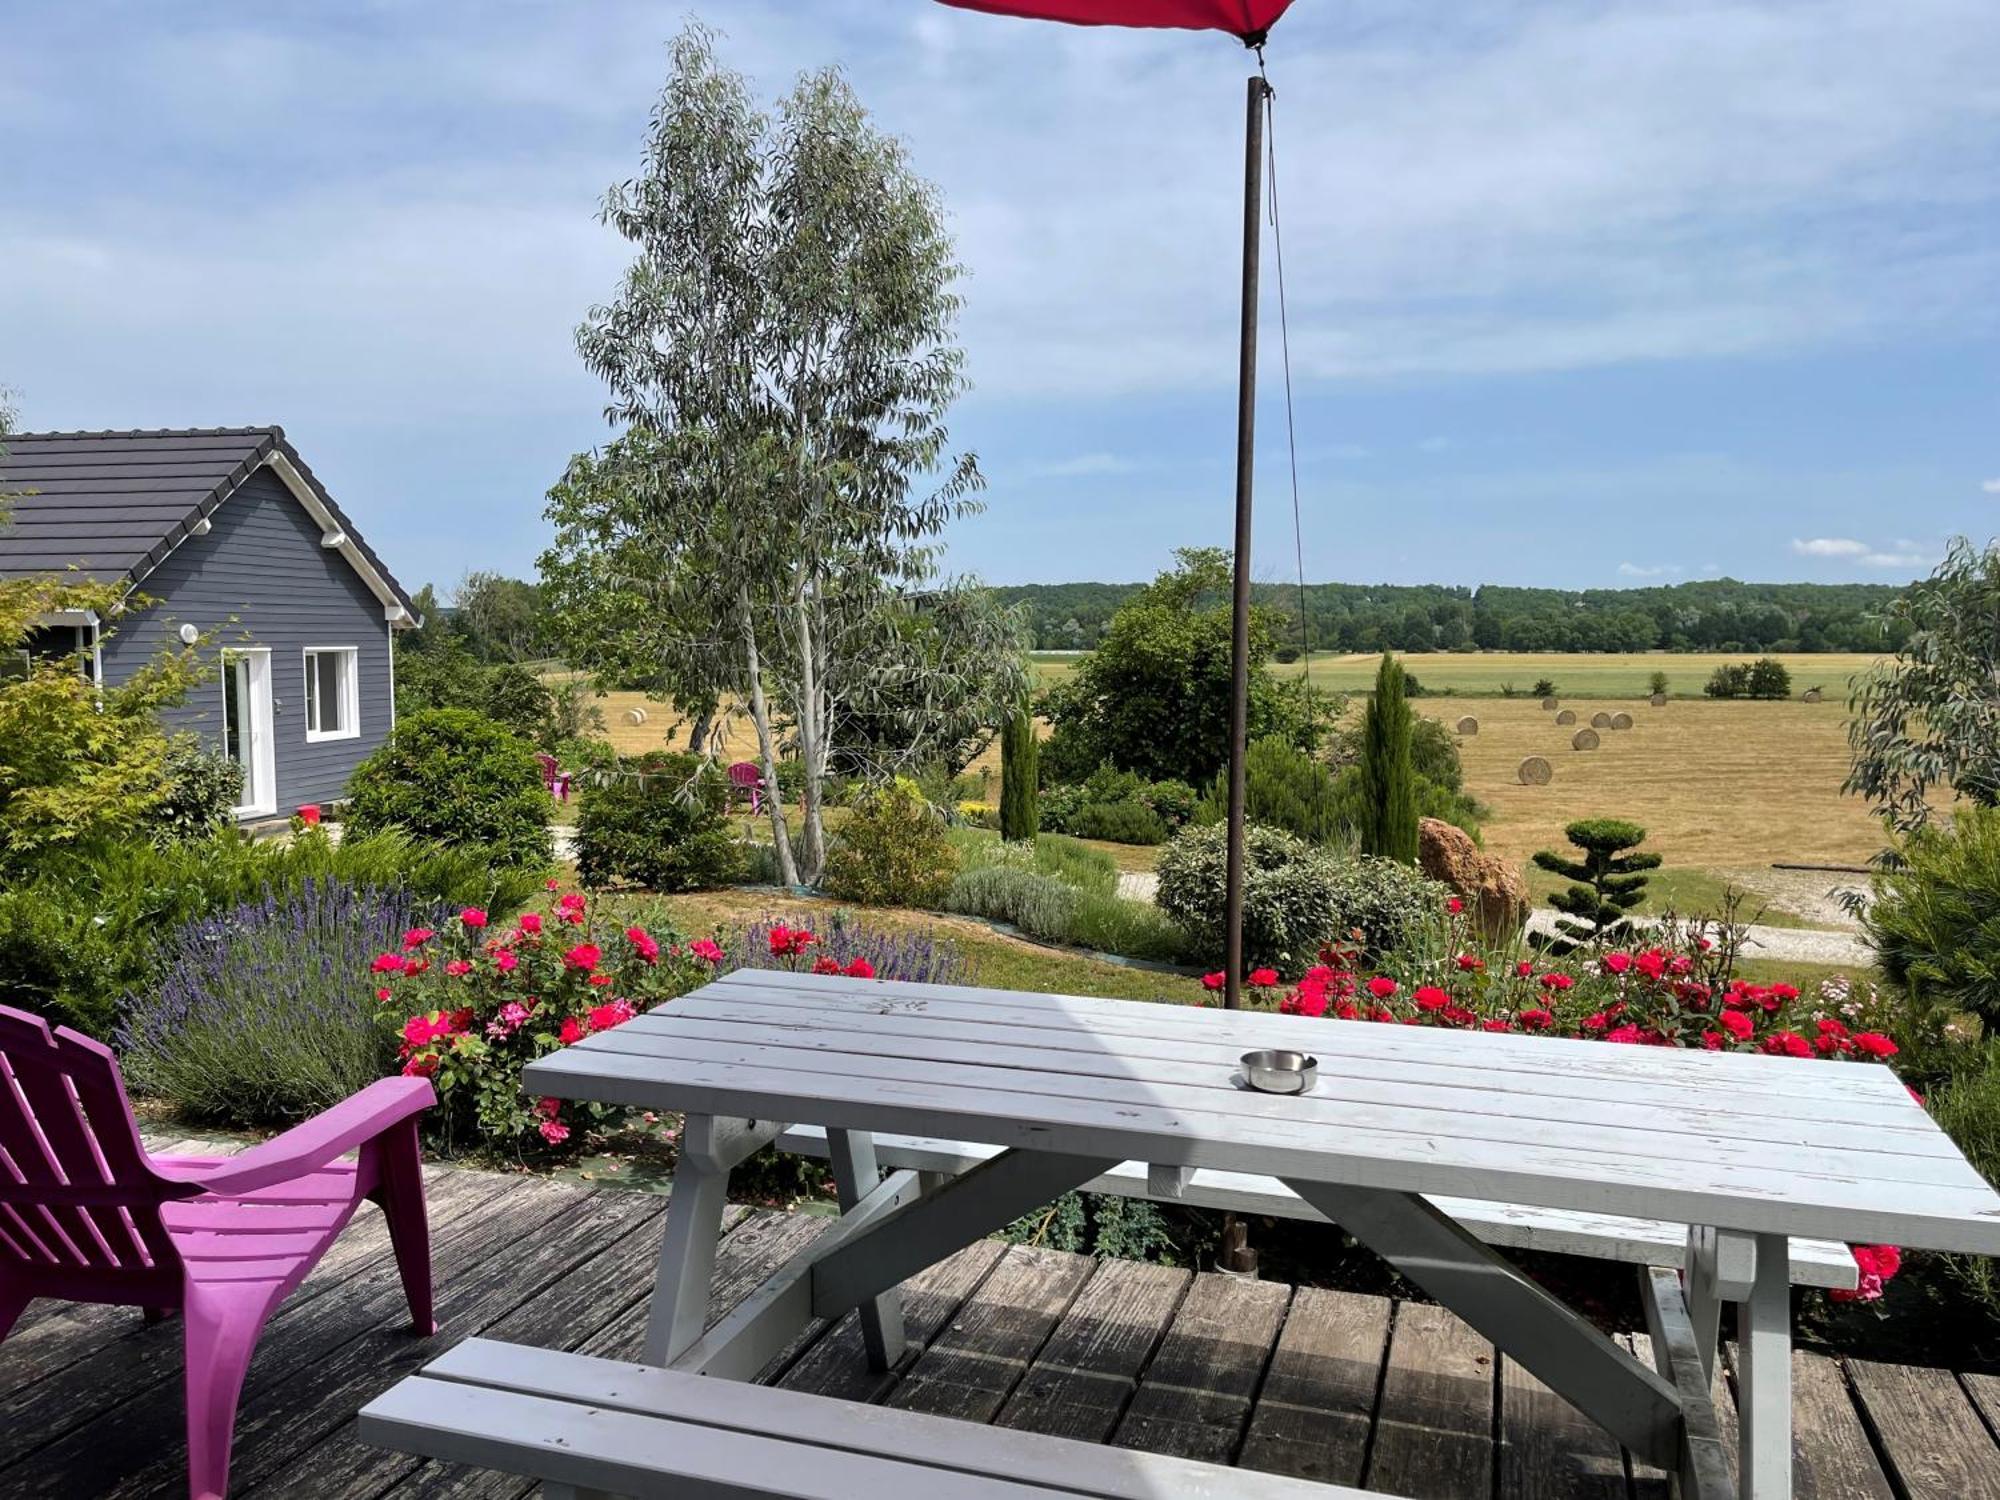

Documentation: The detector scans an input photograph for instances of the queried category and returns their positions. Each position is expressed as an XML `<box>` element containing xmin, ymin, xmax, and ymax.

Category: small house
<box><xmin>0</xmin><ymin>426</ymin><xmax>421</xmax><ymax>820</ymax></box>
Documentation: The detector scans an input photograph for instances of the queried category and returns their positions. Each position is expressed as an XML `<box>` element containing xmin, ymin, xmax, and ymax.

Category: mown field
<box><xmin>1034</xmin><ymin>649</ymin><xmax>1883</xmax><ymax>700</ymax></box>
<box><xmin>574</xmin><ymin>658</ymin><xmax>1893</xmax><ymax>896</ymax></box>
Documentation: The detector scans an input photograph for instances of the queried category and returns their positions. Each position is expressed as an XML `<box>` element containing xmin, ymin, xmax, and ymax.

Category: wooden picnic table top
<box><xmin>524</xmin><ymin>969</ymin><xmax>2000</xmax><ymax>1257</ymax></box>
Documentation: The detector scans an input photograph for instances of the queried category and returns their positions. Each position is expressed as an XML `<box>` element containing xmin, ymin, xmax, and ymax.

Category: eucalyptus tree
<box><xmin>1846</xmin><ymin>537</ymin><xmax>2000</xmax><ymax>834</ymax></box>
<box><xmin>558</xmin><ymin>23</ymin><xmax>1001</xmax><ymax>885</ymax></box>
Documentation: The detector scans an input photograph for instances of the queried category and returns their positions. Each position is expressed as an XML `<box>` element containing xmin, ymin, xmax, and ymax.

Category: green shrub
<box><xmin>1199</xmin><ymin>736</ymin><xmax>1342</xmax><ymax>844</ymax></box>
<box><xmin>1066</xmin><ymin>797</ymin><xmax>1167</xmax><ymax>845</ymax></box>
<box><xmin>573</xmin><ymin>751</ymin><xmax>740</xmax><ymax>892</ymax></box>
<box><xmin>1155</xmin><ymin>821</ymin><xmax>1343</xmax><ymax>969</ymax></box>
<box><xmin>1039</xmin><ymin>764</ymin><xmax>1184</xmax><ymax>845</ymax></box>
<box><xmin>822</xmin><ymin>778</ymin><xmax>959</xmax><ymax>908</ymax></box>
<box><xmin>1648</xmin><ymin>669</ymin><xmax>1671</xmax><ymax>696</ymax></box>
<box><xmin>955</xmin><ymin>829</ymin><xmax>1117</xmax><ymax>896</ymax></box>
<box><xmin>345</xmin><ymin>708</ymin><xmax>553</xmax><ymax>870</ymax></box>
<box><xmin>945</xmin><ymin>864</ymin><xmax>1080</xmax><ymax>941</ymax></box>
<box><xmin>1357</xmin><ymin>654</ymin><xmax>1418</xmax><ymax>862</ymax></box>
<box><xmin>152</xmin><ymin>738</ymin><xmax>243</xmax><ymax>846</ymax></box>
<box><xmin>1914</xmin><ymin>1048</ymin><xmax>2000</xmax><ymax>1332</ymax></box>
<box><xmin>1530</xmin><ymin>677</ymin><xmax>1557</xmax><ymax>698</ymax></box>
<box><xmin>1320</xmin><ymin>855</ymin><xmax>1454</xmax><ymax>959</ymax></box>
<box><xmin>1532</xmin><ymin>817</ymin><xmax>1661</xmax><ymax>949</ymax></box>
<box><xmin>0</xmin><ymin>825</ymin><xmax>538</xmax><ymax>1036</ymax></box>
<box><xmin>1067</xmin><ymin>891</ymin><xmax>1193</xmax><ymax>964</ymax></box>
<box><xmin>1866</xmin><ymin>807</ymin><xmax>2000</xmax><ymax>1037</ymax></box>
<box><xmin>116</xmin><ymin>880</ymin><xmax>413</xmax><ymax>1125</ymax></box>
<box><xmin>1704</xmin><ymin>663</ymin><xmax>1750</xmax><ymax>699</ymax></box>
<box><xmin>1746</xmin><ymin>657</ymin><xmax>1791</xmax><ymax>699</ymax></box>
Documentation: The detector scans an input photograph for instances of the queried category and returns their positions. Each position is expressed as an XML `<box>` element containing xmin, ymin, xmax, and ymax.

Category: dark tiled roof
<box><xmin>0</xmin><ymin>426</ymin><xmax>418</xmax><ymax>619</ymax></box>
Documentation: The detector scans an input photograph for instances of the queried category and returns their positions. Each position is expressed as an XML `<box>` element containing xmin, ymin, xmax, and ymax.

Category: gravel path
<box><xmin>1116</xmin><ymin>868</ymin><xmax>1872</xmax><ymax>968</ymax></box>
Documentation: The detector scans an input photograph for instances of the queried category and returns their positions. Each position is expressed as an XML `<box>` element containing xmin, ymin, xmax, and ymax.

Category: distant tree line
<box><xmin>992</xmin><ymin>578</ymin><xmax>1912</xmax><ymax>655</ymax></box>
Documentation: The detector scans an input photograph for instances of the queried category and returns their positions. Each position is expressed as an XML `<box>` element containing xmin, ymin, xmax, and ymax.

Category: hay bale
<box><xmin>1540</xmin><ymin>696</ymin><xmax>1559</xmax><ymax>711</ymax></box>
<box><xmin>1517</xmin><ymin>755</ymin><xmax>1553</xmax><ymax>786</ymax></box>
<box><xmin>1555</xmin><ymin>709</ymin><xmax>1577</xmax><ymax>725</ymax></box>
<box><xmin>1649</xmin><ymin>692</ymin><xmax>1668</xmax><ymax>708</ymax></box>
<box><xmin>623</xmin><ymin>707</ymin><xmax>648</xmax><ymax>726</ymax></box>
<box><xmin>1610</xmin><ymin>711</ymin><xmax>1635</xmax><ymax>731</ymax></box>
<box><xmin>1571</xmin><ymin>728</ymin><xmax>1601</xmax><ymax>751</ymax></box>
<box><xmin>1802</xmin><ymin>687</ymin><xmax>1823</xmax><ymax>703</ymax></box>
<box><xmin>1590</xmin><ymin>711</ymin><xmax>1614</xmax><ymax>729</ymax></box>
<box><xmin>1456</xmin><ymin>716</ymin><xmax>1479</xmax><ymax>735</ymax></box>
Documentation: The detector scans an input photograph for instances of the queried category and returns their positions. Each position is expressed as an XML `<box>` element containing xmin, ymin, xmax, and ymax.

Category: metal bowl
<box><xmin>1240</xmin><ymin>1048</ymin><xmax>1318</xmax><ymax>1095</ymax></box>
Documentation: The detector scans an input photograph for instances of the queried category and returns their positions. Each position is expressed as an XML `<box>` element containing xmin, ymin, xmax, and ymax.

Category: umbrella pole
<box><xmin>1223</xmin><ymin>73</ymin><xmax>1269</xmax><ymax>1013</ymax></box>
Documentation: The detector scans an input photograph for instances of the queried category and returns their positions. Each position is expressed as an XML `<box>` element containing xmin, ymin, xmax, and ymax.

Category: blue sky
<box><xmin>2</xmin><ymin>1</ymin><xmax>1995</xmax><ymax>594</ymax></box>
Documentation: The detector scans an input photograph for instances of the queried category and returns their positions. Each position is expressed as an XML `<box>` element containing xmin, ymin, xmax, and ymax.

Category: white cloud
<box><xmin>1791</xmin><ymin>537</ymin><xmax>1871</xmax><ymax>557</ymax></box>
<box><xmin>1027</xmin><ymin>452</ymin><xmax>1139</xmax><ymax>478</ymax></box>
<box><xmin>1982</xmin><ymin>478</ymin><xmax>2000</xmax><ymax>494</ymax></box>
<box><xmin>1859</xmin><ymin>545</ymin><xmax>1931</xmax><ymax>569</ymax></box>
<box><xmin>1617</xmin><ymin>561</ymin><xmax>1684</xmax><ymax>577</ymax></box>
<box><xmin>1792</xmin><ymin>536</ymin><xmax>1930</xmax><ymax>570</ymax></box>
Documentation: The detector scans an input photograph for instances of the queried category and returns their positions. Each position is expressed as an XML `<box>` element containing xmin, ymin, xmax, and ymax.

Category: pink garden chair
<box><xmin>0</xmin><ymin>1007</ymin><xmax>437</xmax><ymax>1500</ymax></box>
<box><xmin>534</xmin><ymin>751</ymin><xmax>572</xmax><ymax>803</ymax></box>
<box><xmin>726</xmin><ymin>759</ymin><xmax>765</xmax><ymax>813</ymax></box>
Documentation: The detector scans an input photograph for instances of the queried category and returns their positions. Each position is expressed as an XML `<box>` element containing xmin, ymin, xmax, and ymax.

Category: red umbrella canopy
<box><xmin>936</xmin><ymin>1</ymin><xmax>1295</xmax><ymax>44</ymax></box>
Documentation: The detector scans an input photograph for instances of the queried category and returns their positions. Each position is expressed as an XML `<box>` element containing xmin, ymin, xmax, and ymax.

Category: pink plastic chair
<box><xmin>0</xmin><ymin>1008</ymin><xmax>437</xmax><ymax>1500</ymax></box>
<box><xmin>534</xmin><ymin>751</ymin><xmax>572</xmax><ymax>803</ymax></box>
<box><xmin>726</xmin><ymin>759</ymin><xmax>765</xmax><ymax>813</ymax></box>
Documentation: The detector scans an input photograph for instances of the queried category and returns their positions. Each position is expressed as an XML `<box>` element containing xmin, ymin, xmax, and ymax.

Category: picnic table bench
<box><xmin>364</xmin><ymin>968</ymin><xmax>2000</xmax><ymax>1499</ymax></box>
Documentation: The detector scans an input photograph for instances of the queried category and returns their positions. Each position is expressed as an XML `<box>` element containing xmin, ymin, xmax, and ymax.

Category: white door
<box><xmin>220</xmin><ymin>648</ymin><xmax>276</xmax><ymax>817</ymax></box>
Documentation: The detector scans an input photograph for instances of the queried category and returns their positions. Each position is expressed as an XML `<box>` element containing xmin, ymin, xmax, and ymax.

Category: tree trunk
<box><xmin>686</xmin><ymin>709</ymin><xmax>711</xmax><ymax>758</ymax></box>
<box><xmin>792</xmin><ymin>589</ymin><xmax>828</xmax><ymax>886</ymax></box>
<box><xmin>740</xmin><ymin>594</ymin><xmax>798</xmax><ymax>888</ymax></box>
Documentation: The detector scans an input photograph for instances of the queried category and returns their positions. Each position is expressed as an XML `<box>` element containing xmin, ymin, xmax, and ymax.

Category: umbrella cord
<box><xmin>1261</xmin><ymin>61</ymin><xmax>1321</xmax><ymax>755</ymax></box>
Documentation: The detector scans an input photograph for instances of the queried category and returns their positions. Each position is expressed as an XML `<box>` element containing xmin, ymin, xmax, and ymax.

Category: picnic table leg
<box><xmin>644</xmin><ymin>1114</ymin><xmax>784</xmax><ymax>1367</ymax></box>
<box><xmin>827</xmin><ymin>1128</ymin><xmax>906</xmax><ymax>1371</ymax></box>
<box><xmin>1735</xmin><ymin>1232</ymin><xmax>1792</xmax><ymax>1500</ymax></box>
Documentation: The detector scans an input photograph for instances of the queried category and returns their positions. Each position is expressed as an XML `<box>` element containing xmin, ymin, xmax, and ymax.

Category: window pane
<box><xmin>315</xmin><ymin>653</ymin><xmax>344</xmax><ymax>733</ymax></box>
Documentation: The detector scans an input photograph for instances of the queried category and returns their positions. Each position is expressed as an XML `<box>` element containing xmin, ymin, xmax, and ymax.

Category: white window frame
<box><xmin>220</xmin><ymin>647</ymin><xmax>277</xmax><ymax>818</ymax></box>
<box><xmin>301</xmin><ymin>646</ymin><xmax>361</xmax><ymax>743</ymax></box>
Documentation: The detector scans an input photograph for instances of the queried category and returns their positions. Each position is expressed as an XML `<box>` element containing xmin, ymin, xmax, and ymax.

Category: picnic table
<box><xmin>517</xmin><ymin>968</ymin><xmax>2000</xmax><ymax>1500</ymax></box>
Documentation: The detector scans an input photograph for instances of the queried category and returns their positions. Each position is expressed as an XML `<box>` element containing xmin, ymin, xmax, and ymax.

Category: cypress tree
<box><xmin>999</xmin><ymin>710</ymin><xmax>1039</xmax><ymax>843</ymax></box>
<box><xmin>1357</xmin><ymin>653</ymin><xmax>1419</xmax><ymax>862</ymax></box>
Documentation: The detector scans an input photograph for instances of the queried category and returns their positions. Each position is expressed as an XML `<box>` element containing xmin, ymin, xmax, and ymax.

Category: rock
<box><xmin>1418</xmin><ymin>817</ymin><xmax>1529</xmax><ymax>941</ymax></box>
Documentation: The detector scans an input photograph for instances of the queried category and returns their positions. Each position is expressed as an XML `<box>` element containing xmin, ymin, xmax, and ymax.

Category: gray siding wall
<box><xmin>99</xmin><ymin>464</ymin><xmax>394</xmax><ymax>814</ymax></box>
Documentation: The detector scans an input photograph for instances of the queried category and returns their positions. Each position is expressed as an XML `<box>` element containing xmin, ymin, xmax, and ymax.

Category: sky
<box><xmin>2</xmin><ymin>0</ymin><xmax>1996</xmax><ymax>595</ymax></box>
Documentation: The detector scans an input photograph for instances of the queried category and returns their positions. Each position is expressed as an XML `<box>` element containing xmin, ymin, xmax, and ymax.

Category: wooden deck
<box><xmin>4</xmin><ymin>1153</ymin><xmax>1997</xmax><ymax>1500</ymax></box>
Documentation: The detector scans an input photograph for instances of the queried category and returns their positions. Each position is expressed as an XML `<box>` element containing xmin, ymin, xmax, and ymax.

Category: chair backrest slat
<box><xmin>0</xmin><ymin>1009</ymin><xmax>182</xmax><ymax>1282</ymax></box>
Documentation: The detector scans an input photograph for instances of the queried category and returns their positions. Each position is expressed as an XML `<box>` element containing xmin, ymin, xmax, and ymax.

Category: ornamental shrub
<box><xmin>1532</xmin><ymin>818</ymin><xmax>1661</xmax><ymax>950</ymax></box>
<box><xmin>151</xmin><ymin>738</ymin><xmax>243</xmax><ymax>846</ymax></box>
<box><xmin>1356</xmin><ymin>654</ymin><xmax>1418</xmax><ymax>863</ymax></box>
<box><xmin>1200</xmin><ymin>736</ymin><xmax>1343</xmax><ymax>845</ymax></box>
<box><xmin>116</xmin><ymin>880</ymin><xmax>415</xmax><ymax>1125</ymax></box>
<box><xmin>378</xmin><ymin>890</ymin><xmax>711</xmax><ymax>1153</ymax></box>
<box><xmin>573</xmin><ymin>751</ymin><xmax>740</xmax><ymax>892</ymax></box>
<box><xmin>821</xmin><ymin>778</ymin><xmax>959</xmax><ymax>908</ymax></box>
<box><xmin>946</xmin><ymin>864</ymin><xmax>1080</xmax><ymax>940</ymax></box>
<box><xmin>1321</xmin><ymin>855</ymin><xmax>1455</xmax><ymax>960</ymax></box>
<box><xmin>1000</xmin><ymin>711</ymin><xmax>1038</xmax><ymax>843</ymax></box>
<box><xmin>344</xmin><ymin>708</ymin><xmax>553</xmax><ymax>870</ymax></box>
<box><xmin>1155</xmin><ymin>821</ymin><xmax>1343</xmax><ymax>970</ymax></box>
<box><xmin>0</xmin><ymin>824</ymin><xmax>538</xmax><ymax>1036</ymax></box>
<box><xmin>1865</xmin><ymin>806</ymin><xmax>2000</xmax><ymax>1038</ymax></box>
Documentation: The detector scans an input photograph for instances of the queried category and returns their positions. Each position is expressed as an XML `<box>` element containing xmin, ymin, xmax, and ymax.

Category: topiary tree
<box><xmin>999</xmin><ymin>710</ymin><xmax>1038</xmax><ymax>843</ymax></box>
<box><xmin>1356</xmin><ymin>654</ymin><xmax>1418</xmax><ymax>863</ymax></box>
<box><xmin>1532</xmin><ymin>817</ymin><xmax>1661</xmax><ymax>950</ymax></box>
<box><xmin>344</xmin><ymin>709</ymin><xmax>553</xmax><ymax>870</ymax></box>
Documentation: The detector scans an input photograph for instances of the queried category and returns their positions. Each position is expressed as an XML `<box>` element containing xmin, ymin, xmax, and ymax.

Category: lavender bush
<box><xmin>117</xmin><ymin>879</ymin><xmax>424</xmax><ymax>1125</ymax></box>
<box><xmin>722</xmin><ymin>912</ymin><xmax>970</xmax><ymax>986</ymax></box>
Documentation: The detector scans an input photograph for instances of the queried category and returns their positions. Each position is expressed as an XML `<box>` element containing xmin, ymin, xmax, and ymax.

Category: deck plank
<box><xmin>0</xmin><ymin>1165</ymin><xmax>514</xmax><ymax>1487</ymax></box>
<box><xmin>996</xmin><ymin>1257</ymin><xmax>1191</xmax><ymax>1444</ymax></box>
<box><xmin>1238</xmin><ymin>1285</ymin><xmax>1389</xmax><ymax>1488</ymax></box>
<box><xmin>887</xmin><ymin>1244</ymin><xmax>1095</xmax><ymax>1423</ymax></box>
<box><xmin>1847</xmin><ymin>1358</ymin><xmax>2000</xmax><ymax>1500</ymax></box>
<box><xmin>1112</xmin><ymin>1271</ymin><xmax>1291</xmax><ymax>1466</ymax></box>
<box><xmin>1366</xmin><ymin>1301</ymin><xmax>1496</xmax><ymax>1500</ymax></box>
<box><xmin>1498</xmin><ymin>1353</ymin><xmax>1627</xmax><ymax>1500</ymax></box>
<box><xmin>778</xmin><ymin>1237</ymin><xmax>1008</xmax><ymax>1403</ymax></box>
<box><xmin>1787</xmin><ymin>1351</ymin><xmax>1894</xmax><ymax>1500</ymax></box>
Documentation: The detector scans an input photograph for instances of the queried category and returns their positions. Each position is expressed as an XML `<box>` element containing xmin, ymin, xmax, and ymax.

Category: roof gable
<box><xmin>0</xmin><ymin>426</ymin><xmax>419</xmax><ymax>625</ymax></box>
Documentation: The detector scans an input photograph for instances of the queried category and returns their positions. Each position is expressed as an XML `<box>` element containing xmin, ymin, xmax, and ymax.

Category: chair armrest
<box><xmin>156</xmin><ymin>1077</ymin><xmax>436</xmax><ymax>1197</ymax></box>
